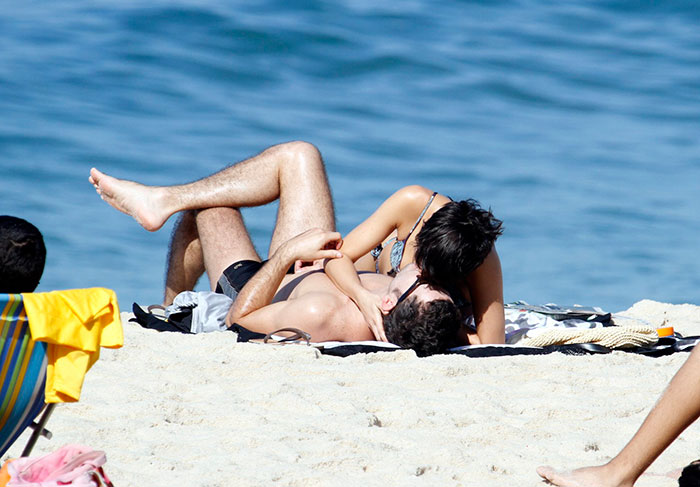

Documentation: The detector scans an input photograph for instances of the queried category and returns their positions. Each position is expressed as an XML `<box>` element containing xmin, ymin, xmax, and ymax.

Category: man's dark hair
<box><xmin>383</xmin><ymin>296</ymin><xmax>460</xmax><ymax>357</ymax></box>
<box><xmin>0</xmin><ymin>216</ymin><xmax>46</xmax><ymax>293</ymax></box>
<box><xmin>415</xmin><ymin>199</ymin><xmax>503</xmax><ymax>289</ymax></box>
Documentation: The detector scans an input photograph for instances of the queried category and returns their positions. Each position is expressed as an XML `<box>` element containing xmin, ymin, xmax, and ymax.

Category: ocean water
<box><xmin>2</xmin><ymin>1</ymin><xmax>699</xmax><ymax>313</ymax></box>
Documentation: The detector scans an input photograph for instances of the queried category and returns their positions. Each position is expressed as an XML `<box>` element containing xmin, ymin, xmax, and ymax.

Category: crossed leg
<box><xmin>537</xmin><ymin>345</ymin><xmax>700</xmax><ymax>487</ymax></box>
<box><xmin>194</xmin><ymin>208</ymin><xmax>260</xmax><ymax>292</ymax></box>
<box><xmin>94</xmin><ymin>142</ymin><xmax>336</xmax><ymax>303</ymax></box>
<box><xmin>89</xmin><ymin>141</ymin><xmax>334</xmax><ymax>234</ymax></box>
<box><xmin>163</xmin><ymin>211</ymin><xmax>205</xmax><ymax>303</ymax></box>
<box><xmin>193</xmin><ymin>197</ymin><xmax>337</xmax><ymax>300</ymax></box>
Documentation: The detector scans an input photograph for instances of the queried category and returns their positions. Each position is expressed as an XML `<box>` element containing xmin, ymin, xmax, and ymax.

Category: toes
<box><xmin>536</xmin><ymin>466</ymin><xmax>557</xmax><ymax>483</ymax></box>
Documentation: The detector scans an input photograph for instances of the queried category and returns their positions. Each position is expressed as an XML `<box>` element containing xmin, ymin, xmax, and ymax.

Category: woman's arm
<box><xmin>465</xmin><ymin>248</ymin><xmax>505</xmax><ymax>344</ymax></box>
<box><xmin>323</xmin><ymin>254</ymin><xmax>387</xmax><ymax>341</ymax></box>
<box><xmin>324</xmin><ymin>186</ymin><xmax>434</xmax><ymax>340</ymax></box>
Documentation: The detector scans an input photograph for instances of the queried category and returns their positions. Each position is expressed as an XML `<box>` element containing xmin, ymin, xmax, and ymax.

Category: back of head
<box><xmin>0</xmin><ymin>216</ymin><xmax>46</xmax><ymax>293</ymax></box>
<box><xmin>415</xmin><ymin>199</ymin><xmax>503</xmax><ymax>288</ymax></box>
<box><xmin>383</xmin><ymin>296</ymin><xmax>460</xmax><ymax>357</ymax></box>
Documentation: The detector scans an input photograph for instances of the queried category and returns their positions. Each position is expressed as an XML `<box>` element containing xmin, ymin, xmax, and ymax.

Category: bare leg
<box><xmin>537</xmin><ymin>346</ymin><xmax>700</xmax><ymax>487</ymax></box>
<box><xmin>163</xmin><ymin>211</ymin><xmax>205</xmax><ymax>305</ymax></box>
<box><xmin>267</xmin><ymin>145</ymin><xmax>334</xmax><ymax>256</ymax></box>
<box><xmin>89</xmin><ymin>141</ymin><xmax>335</xmax><ymax>232</ymax></box>
<box><xmin>194</xmin><ymin>207</ymin><xmax>260</xmax><ymax>291</ymax></box>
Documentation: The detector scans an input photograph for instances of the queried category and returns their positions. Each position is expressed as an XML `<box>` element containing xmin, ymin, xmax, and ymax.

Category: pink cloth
<box><xmin>7</xmin><ymin>444</ymin><xmax>111</xmax><ymax>486</ymax></box>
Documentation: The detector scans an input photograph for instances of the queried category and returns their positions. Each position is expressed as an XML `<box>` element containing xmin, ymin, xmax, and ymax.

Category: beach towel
<box><xmin>504</xmin><ymin>301</ymin><xmax>612</xmax><ymax>343</ymax></box>
<box><xmin>134</xmin><ymin>299</ymin><xmax>697</xmax><ymax>358</ymax></box>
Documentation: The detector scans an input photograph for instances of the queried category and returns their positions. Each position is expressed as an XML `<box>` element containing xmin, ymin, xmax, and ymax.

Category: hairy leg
<box><xmin>194</xmin><ymin>207</ymin><xmax>259</xmax><ymax>291</ymax></box>
<box><xmin>89</xmin><ymin>141</ymin><xmax>335</xmax><ymax>232</ymax></box>
<box><xmin>163</xmin><ymin>211</ymin><xmax>205</xmax><ymax>305</ymax></box>
<box><xmin>537</xmin><ymin>346</ymin><xmax>700</xmax><ymax>487</ymax></box>
<box><xmin>268</xmin><ymin>142</ymin><xmax>334</xmax><ymax>256</ymax></box>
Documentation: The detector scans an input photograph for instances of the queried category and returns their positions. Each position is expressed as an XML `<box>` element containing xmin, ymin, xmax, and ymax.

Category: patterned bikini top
<box><xmin>370</xmin><ymin>192</ymin><xmax>437</xmax><ymax>276</ymax></box>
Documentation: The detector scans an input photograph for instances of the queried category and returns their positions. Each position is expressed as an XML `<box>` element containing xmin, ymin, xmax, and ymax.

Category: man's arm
<box><xmin>226</xmin><ymin>228</ymin><xmax>342</xmax><ymax>326</ymax></box>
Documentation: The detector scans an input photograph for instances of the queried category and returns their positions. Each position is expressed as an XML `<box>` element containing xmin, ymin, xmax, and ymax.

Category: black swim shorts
<box><xmin>215</xmin><ymin>260</ymin><xmax>263</xmax><ymax>300</ymax></box>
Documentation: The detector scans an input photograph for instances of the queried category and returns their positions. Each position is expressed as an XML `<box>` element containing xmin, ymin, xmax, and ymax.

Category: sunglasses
<box><xmin>396</xmin><ymin>278</ymin><xmax>422</xmax><ymax>307</ymax></box>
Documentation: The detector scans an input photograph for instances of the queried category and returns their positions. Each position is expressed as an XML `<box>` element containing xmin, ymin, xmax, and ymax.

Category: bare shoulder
<box><xmin>393</xmin><ymin>185</ymin><xmax>434</xmax><ymax>202</ymax></box>
<box><xmin>389</xmin><ymin>185</ymin><xmax>435</xmax><ymax>212</ymax></box>
<box><xmin>392</xmin><ymin>185</ymin><xmax>452</xmax><ymax>218</ymax></box>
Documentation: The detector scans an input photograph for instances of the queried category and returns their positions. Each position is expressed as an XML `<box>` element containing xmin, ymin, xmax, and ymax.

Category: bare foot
<box><xmin>89</xmin><ymin>168</ymin><xmax>171</xmax><ymax>231</ymax></box>
<box><xmin>536</xmin><ymin>466</ymin><xmax>631</xmax><ymax>487</ymax></box>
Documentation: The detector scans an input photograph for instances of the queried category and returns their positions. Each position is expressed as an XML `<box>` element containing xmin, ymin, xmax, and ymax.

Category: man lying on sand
<box><xmin>537</xmin><ymin>344</ymin><xmax>700</xmax><ymax>486</ymax></box>
<box><xmin>182</xmin><ymin>207</ymin><xmax>459</xmax><ymax>355</ymax></box>
<box><xmin>88</xmin><ymin>140</ymin><xmax>504</xmax><ymax>345</ymax></box>
<box><xmin>89</xmin><ymin>144</ymin><xmax>461</xmax><ymax>355</ymax></box>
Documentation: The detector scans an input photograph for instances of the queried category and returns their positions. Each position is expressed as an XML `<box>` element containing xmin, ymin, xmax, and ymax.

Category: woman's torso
<box><xmin>357</xmin><ymin>187</ymin><xmax>451</xmax><ymax>276</ymax></box>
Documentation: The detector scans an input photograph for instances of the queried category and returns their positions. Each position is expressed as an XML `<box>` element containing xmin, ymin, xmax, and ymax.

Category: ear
<box><xmin>380</xmin><ymin>295</ymin><xmax>395</xmax><ymax>314</ymax></box>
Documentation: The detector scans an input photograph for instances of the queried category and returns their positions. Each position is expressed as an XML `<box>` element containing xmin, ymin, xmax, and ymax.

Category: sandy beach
<box><xmin>5</xmin><ymin>299</ymin><xmax>700</xmax><ymax>486</ymax></box>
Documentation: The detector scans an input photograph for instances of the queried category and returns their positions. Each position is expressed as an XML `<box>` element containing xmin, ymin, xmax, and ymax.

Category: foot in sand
<box><xmin>536</xmin><ymin>466</ymin><xmax>631</xmax><ymax>487</ymax></box>
<box><xmin>89</xmin><ymin>168</ymin><xmax>171</xmax><ymax>232</ymax></box>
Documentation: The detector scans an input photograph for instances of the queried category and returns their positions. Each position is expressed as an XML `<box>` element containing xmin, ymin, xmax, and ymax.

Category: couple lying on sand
<box><xmin>92</xmin><ymin>140</ymin><xmax>700</xmax><ymax>486</ymax></box>
<box><xmin>89</xmin><ymin>141</ymin><xmax>505</xmax><ymax>357</ymax></box>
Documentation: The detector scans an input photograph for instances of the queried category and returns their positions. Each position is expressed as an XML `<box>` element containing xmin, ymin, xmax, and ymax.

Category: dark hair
<box><xmin>415</xmin><ymin>199</ymin><xmax>503</xmax><ymax>288</ymax></box>
<box><xmin>0</xmin><ymin>216</ymin><xmax>46</xmax><ymax>293</ymax></box>
<box><xmin>383</xmin><ymin>296</ymin><xmax>460</xmax><ymax>357</ymax></box>
<box><xmin>679</xmin><ymin>460</ymin><xmax>700</xmax><ymax>487</ymax></box>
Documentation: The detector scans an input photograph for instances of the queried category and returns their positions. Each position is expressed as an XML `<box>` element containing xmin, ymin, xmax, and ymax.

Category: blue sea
<box><xmin>2</xmin><ymin>1</ymin><xmax>699</xmax><ymax>313</ymax></box>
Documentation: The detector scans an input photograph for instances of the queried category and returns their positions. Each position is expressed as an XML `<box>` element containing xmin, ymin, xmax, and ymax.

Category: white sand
<box><xmin>5</xmin><ymin>300</ymin><xmax>700</xmax><ymax>486</ymax></box>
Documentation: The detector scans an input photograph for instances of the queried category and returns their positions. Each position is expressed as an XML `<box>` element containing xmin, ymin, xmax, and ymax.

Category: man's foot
<box><xmin>89</xmin><ymin>168</ymin><xmax>171</xmax><ymax>231</ymax></box>
<box><xmin>536</xmin><ymin>466</ymin><xmax>631</xmax><ymax>487</ymax></box>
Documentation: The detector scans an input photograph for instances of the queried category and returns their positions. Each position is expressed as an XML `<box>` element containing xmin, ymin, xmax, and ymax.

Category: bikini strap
<box><xmin>404</xmin><ymin>192</ymin><xmax>437</xmax><ymax>241</ymax></box>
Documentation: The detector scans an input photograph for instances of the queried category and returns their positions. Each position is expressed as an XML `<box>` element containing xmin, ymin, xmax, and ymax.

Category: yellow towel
<box><xmin>22</xmin><ymin>288</ymin><xmax>123</xmax><ymax>403</ymax></box>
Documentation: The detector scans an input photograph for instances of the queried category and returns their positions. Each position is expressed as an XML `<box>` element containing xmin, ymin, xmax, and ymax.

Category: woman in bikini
<box><xmin>323</xmin><ymin>184</ymin><xmax>504</xmax><ymax>345</ymax></box>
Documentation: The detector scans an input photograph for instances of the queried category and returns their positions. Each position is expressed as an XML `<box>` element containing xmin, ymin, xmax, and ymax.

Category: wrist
<box><xmin>273</xmin><ymin>242</ymin><xmax>298</xmax><ymax>268</ymax></box>
<box><xmin>350</xmin><ymin>286</ymin><xmax>371</xmax><ymax>303</ymax></box>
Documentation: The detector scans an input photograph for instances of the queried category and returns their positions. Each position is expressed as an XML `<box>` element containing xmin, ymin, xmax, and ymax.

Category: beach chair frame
<box><xmin>0</xmin><ymin>294</ymin><xmax>54</xmax><ymax>457</ymax></box>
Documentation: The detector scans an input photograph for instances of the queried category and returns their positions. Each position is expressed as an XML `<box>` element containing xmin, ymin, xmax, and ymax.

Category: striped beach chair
<box><xmin>0</xmin><ymin>293</ymin><xmax>56</xmax><ymax>458</ymax></box>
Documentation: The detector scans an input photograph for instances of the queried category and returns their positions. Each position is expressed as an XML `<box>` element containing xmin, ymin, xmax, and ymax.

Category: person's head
<box><xmin>0</xmin><ymin>216</ymin><xmax>46</xmax><ymax>293</ymax></box>
<box><xmin>380</xmin><ymin>264</ymin><xmax>461</xmax><ymax>357</ymax></box>
<box><xmin>415</xmin><ymin>199</ymin><xmax>503</xmax><ymax>288</ymax></box>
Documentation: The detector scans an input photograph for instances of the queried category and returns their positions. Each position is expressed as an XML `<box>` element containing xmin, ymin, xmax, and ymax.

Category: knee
<box><xmin>283</xmin><ymin>141</ymin><xmax>324</xmax><ymax>171</ymax></box>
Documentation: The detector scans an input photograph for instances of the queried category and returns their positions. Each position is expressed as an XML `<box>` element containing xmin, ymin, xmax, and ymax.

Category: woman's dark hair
<box><xmin>415</xmin><ymin>199</ymin><xmax>503</xmax><ymax>288</ymax></box>
<box><xmin>0</xmin><ymin>216</ymin><xmax>46</xmax><ymax>293</ymax></box>
<box><xmin>383</xmin><ymin>296</ymin><xmax>460</xmax><ymax>357</ymax></box>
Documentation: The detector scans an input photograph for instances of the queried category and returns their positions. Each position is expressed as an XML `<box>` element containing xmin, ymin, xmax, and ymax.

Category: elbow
<box><xmin>226</xmin><ymin>306</ymin><xmax>242</xmax><ymax>327</ymax></box>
